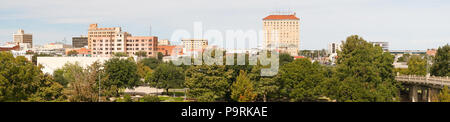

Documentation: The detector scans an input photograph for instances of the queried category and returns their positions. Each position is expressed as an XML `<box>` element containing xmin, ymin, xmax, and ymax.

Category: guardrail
<box><xmin>396</xmin><ymin>75</ymin><xmax>450</xmax><ymax>86</ymax></box>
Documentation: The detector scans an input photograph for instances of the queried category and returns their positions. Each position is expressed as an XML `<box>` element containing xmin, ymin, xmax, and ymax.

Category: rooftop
<box><xmin>263</xmin><ymin>14</ymin><xmax>299</xmax><ymax>20</ymax></box>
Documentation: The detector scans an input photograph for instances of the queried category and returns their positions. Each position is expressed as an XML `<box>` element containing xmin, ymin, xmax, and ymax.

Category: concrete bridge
<box><xmin>396</xmin><ymin>75</ymin><xmax>450</xmax><ymax>102</ymax></box>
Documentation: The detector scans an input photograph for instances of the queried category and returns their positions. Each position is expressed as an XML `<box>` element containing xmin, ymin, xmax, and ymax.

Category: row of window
<box><xmin>92</xmin><ymin>39</ymin><xmax>122</xmax><ymax>42</ymax></box>
<box><xmin>93</xmin><ymin>51</ymin><xmax>153</xmax><ymax>55</ymax></box>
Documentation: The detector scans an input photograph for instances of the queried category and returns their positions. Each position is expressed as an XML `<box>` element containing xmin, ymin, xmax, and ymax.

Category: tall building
<box><xmin>13</xmin><ymin>29</ymin><xmax>33</xmax><ymax>48</ymax></box>
<box><xmin>72</xmin><ymin>36</ymin><xmax>88</xmax><ymax>48</ymax></box>
<box><xmin>181</xmin><ymin>39</ymin><xmax>208</xmax><ymax>52</ymax></box>
<box><xmin>88</xmin><ymin>23</ymin><xmax>124</xmax><ymax>49</ymax></box>
<box><xmin>263</xmin><ymin>13</ymin><xmax>300</xmax><ymax>56</ymax></box>
<box><xmin>370</xmin><ymin>42</ymin><xmax>389</xmax><ymax>52</ymax></box>
<box><xmin>89</xmin><ymin>24</ymin><xmax>158</xmax><ymax>57</ymax></box>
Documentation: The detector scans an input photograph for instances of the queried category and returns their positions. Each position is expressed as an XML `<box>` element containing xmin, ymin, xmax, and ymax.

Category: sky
<box><xmin>0</xmin><ymin>0</ymin><xmax>449</xmax><ymax>50</ymax></box>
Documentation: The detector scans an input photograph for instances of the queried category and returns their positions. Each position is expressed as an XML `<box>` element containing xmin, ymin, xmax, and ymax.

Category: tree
<box><xmin>137</xmin><ymin>62</ymin><xmax>153</xmax><ymax>81</ymax></box>
<box><xmin>255</xmin><ymin>78</ymin><xmax>278</xmax><ymax>102</ymax></box>
<box><xmin>139</xmin><ymin>57</ymin><xmax>161</xmax><ymax>69</ymax></box>
<box><xmin>28</xmin><ymin>74</ymin><xmax>66</xmax><ymax>102</ymax></box>
<box><xmin>431</xmin><ymin>44</ymin><xmax>449</xmax><ymax>77</ymax></box>
<box><xmin>279</xmin><ymin>53</ymin><xmax>294</xmax><ymax>66</ymax></box>
<box><xmin>0</xmin><ymin>52</ymin><xmax>64</xmax><ymax>102</ymax></box>
<box><xmin>407</xmin><ymin>55</ymin><xmax>427</xmax><ymax>76</ymax></box>
<box><xmin>157</xmin><ymin>52</ymin><xmax>164</xmax><ymax>61</ymax></box>
<box><xmin>113</xmin><ymin>52</ymin><xmax>128</xmax><ymax>57</ymax></box>
<box><xmin>276</xmin><ymin>58</ymin><xmax>327</xmax><ymax>102</ymax></box>
<box><xmin>135</xmin><ymin>51</ymin><xmax>147</xmax><ymax>58</ymax></box>
<box><xmin>185</xmin><ymin>65</ymin><xmax>233</xmax><ymax>102</ymax></box>
<box><xmin>53</xmin><ymin>63</ymin><xmax>84</xmax><ymax>87</ymax></box>
<box><xmin>63</xmin><ymin>62</ymin><xmax>104</xmax><ymax>102</ymax></box>
<box><xmin>146</xmin><ymin>63</ymin><xmax>184</xmax><ymax>94</ymax></box>
<box><xmin>328</xmin><ymin>35</ymin><xmax>399</xmax><ymax>102</ymax></box>
<box><xmin>438</xmin><ymin>86</ymin><xmax>450</xmax><ymax>102</ymax></box>
<box><xmin>67</xmin><ymin>50</ymin><xmax>78</xmax><ymax>56</ymax></box>
<box><xmin>231</xmin><ymin>70</ymin><xmax>257</xmax><ymax>102</ymax></box>
<box><xmin>103</xmin><ymin>58</ymin><xmax>140</xmax><ymax>97</ymax></box>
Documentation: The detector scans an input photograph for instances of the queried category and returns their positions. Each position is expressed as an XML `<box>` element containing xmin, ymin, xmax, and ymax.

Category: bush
<box><xmin>142</xmin><ymin>95</ymin><xmax>160</xmax><ymax>102</ymax></box>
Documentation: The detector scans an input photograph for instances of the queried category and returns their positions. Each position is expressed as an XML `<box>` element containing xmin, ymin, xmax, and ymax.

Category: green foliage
<box><xmin>113</xmin><ymin>52</ymin><xmax>128</xmax><ymax>57</ymax></box>
<box><xmin>397</xmin><ymin>54</ymin><xmax>410</xmax><ymax>62</ymax></box>
<box><xmin>139</xmin><ymin>57</ymin><xmax>161</xmax><ymax>69</ymax></box>
<box><xmin>63</xmin><ymin>62</ymin><xmax>104</xmax><ymax>102</ymax></box>
<box><xmin>185</xmin><ymin>65</ymin><xmax>233</xmax><ymax>102</ymax></box>
<box><xmin>157</xmin><ymin>52</ymin><xmax>164</xmax><ymax>61</ymax></box>
<box><xmin>438</xmin><ymin>86</ymin><xmax>450</xmax><ymax>102</ymax></box>
<box><xmin>328</xmin><ymin>35</ymin><xmax>399</xmax><ymax>102</ymax></box>
<box><xmin>276</xmin><ymin>58</ymin><xmax>328</xmax><ymax>102</ymax></box>
<box><xmin>104</xmin><ymin>58</ymin><xmax>140</xmax><ymax>97</ymax></box>
<box><xmin>279</xmin><ymin>53</ymin><xmax>294</xmax><ymax>66</ymax></box>
<box><xmin>431</xmin><ymin>44</ymin><xmax>450</xmax><ymax>77</ymax></box>
<box><xmin>407</xmin><ymin>55</ymin><xmax>427</xmax><ymax>76</ymax></box>
<box><xmin>121</xmin><ymin>94</ymin><xmax>133</xmax><ymax>102</ymax></box>
<box><xmin>0</xmin><ymin>52</ymin><xmax>64</xmax><ymax>102</ymax></box>
<box><xmin>231</xmin><ymin>70</ymin><xmax>257</xmax><ymax>102</ymax></box>
<box><xmin>53</xmin><ymin>63</ymin><xmax>84</xmax><ymax>87</ymax></box>
<box><xmin>142</xmin><ymin>95</ymin><xmax>161</xmax><ymax>102</ymax></box>
<box><xmin>146</xmin><ymin>63</ymin><xmax>184</xmax><ymax>94</ymax></box>
<box><xmin>27</xmin><ymin>74</ymin><xmax>66</xmax><ymax>102</ymax></box>
<box><xmin>135</xmin><ymin>51</ymin><xmax>148</xmax><ymax>57</ymax></box>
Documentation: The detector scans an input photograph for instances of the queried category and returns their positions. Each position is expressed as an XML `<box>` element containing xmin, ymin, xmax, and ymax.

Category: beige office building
<box><xmin>13</xmin><ymin>29</ymin><xmax>33</xmax><ymax>48</ymax></box>
<box><xmin>158</xmin><ymin>39</ymin><xmax>170</xmax><ymax>46</ymax></box>
<box><xmin>181</xmin><ymin>39</ymin><xmax>208</xmax><ymax>52</ymax></box>
<box><xmin>88</xmin><ymin>24</ymin><xmax>125</xmax><ymax>49</ymax></box>
<box><xmin>263</xmin><ymin>13</ymin><xmax>300</xmax><ymax>56</ymax></box>
<box><xmin>89</xmin><ymin>24</ymin><xmax>158</xmax><ymax>57</ymax></box>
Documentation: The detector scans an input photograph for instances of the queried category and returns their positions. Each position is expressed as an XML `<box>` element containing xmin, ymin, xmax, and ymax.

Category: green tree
<box><xmin>63</xmin><ymin>62</ymin><xmax>104</xmax><ymax>102</ymax></box>
<box><xmin>0</xmin><ymin>52</ymin><xmax>64</xmax><ymax>102</ymax></box>
<box><xmin>139</xmin><ymin>57</ymin><xmax>161</xmax><ymax>69</ymax></box>
<box><xmin>431</xmin><ymin>44</ymin><xmax>449</xmax><ymax>76</ymax></box>
<box><xmin>185</xmin><ymin>65</ymin><xmax>233</xmax><ymax>102</ymax></box>
<box><xmin>407</xmin><ymin>55</ymin><xmax>427</xmax><ymax>76</ymax></box>
<box><xmin>28</xmin><ymin>74</ymin><xmax>66</xmax><ymax>102</ymax></box>
<box><xmin>276</xmin><ymin>58</ymin><xmax>327</xmax><ymax>102</ymax></box>
<box><xmin>231</xmin><ymin>70</ymin><xmax>257</xmax><ymax>102</ymax></box>
<box><xmin>329</xmin><ymin>35</ymin><xmax>399</xmax><ymax>102</ymax></box>
<box><xmin>135</xmin><ymin>51</ymin><xmax>148</xmax><ymax>57</ymax></box>
<box><xmin>438</xmin><ymin>86</ymin><xmax>450</xmax><ymax>102</ymax></box>
<box><xmin>53</xmin><ymin>63</ymin><xmax>84</xmax><ymax>87</ymax></box>
<box><xmin>157</xmin><ymin>52</ymin><xmax>164</xmax><ymax>61</ymax></box>
<box><xmin>147</xmin><ymin>63</ymin><xmax>184</xmax><ymax>94</ymax></box>
<box><xmin>279</xmin><ymin>53</ymin><xmax>294</xmax><ymax>66</ymax></box>
<box><xmin>103</xmin><ymin>58</ymin><xmax>140</xmax><ymax>97</ymax></box>
<box><xmin>113</xmin><ymin>52</ymin><xmax>128</xmax><ymax>57</ymax></box>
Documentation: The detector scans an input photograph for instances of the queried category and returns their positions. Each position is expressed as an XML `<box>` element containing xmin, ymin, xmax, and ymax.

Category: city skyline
<box><xmin>1</xmin><ymin>0</ymin><xmax>449</xmax><ymax>50</ymax></box>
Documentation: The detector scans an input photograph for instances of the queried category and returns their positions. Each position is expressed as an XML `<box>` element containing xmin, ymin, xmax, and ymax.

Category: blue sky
<box><xmin>0</xmin><ymin>0</ymin><xmax>449</xmax><ymax>50</ymax></box>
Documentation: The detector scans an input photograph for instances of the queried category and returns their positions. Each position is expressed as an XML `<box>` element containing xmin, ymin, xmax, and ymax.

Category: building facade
<box><xmin>263</xmin><ymin>13</ymin><xmax>300</xmax><ymax>56</ymax></box>
<box><xmin>158</xmin><ymin>39</ymin><xmax>171</xmax><ymax>46</ymax></box>
<box><xmin>89</xmin><ymin>24</ymin><xmax>158</xmax><ymax>57</ymax></box>
<box><xmin>327</xmin><ymin>42</ymin><xmax>341</xmax><ymax>55</ymax></box>
<box><xmin>88</xmin><ymin>23</ymin><xmax>123</xmax><ymax>49</ymax></box>
<box><xmin>182</xmin><ymin>39</ymin><xmax>208</xmax><ymax>52</ymax></box>
<box><xmin>13</xmin><ymin>29</ymin><xmax>33</xmax><ymax>48</ymax></box>
<box><xmin>72</xmin><ymin>36</ymin><xmax>88</xmax><ymax>48</ymax></box>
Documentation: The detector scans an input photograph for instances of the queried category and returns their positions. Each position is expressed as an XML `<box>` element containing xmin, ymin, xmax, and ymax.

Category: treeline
<box><xmin>0</xmin><ymin>35</ymin><xmax>448</xmax><ymax>102</ymax></box>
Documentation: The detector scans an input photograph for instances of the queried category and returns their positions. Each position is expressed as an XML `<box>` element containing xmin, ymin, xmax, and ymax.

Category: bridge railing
<box><xmin>395</xmin><ymin>75</ymin><xmax>450</xmax><ymax>86</ymax></box>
